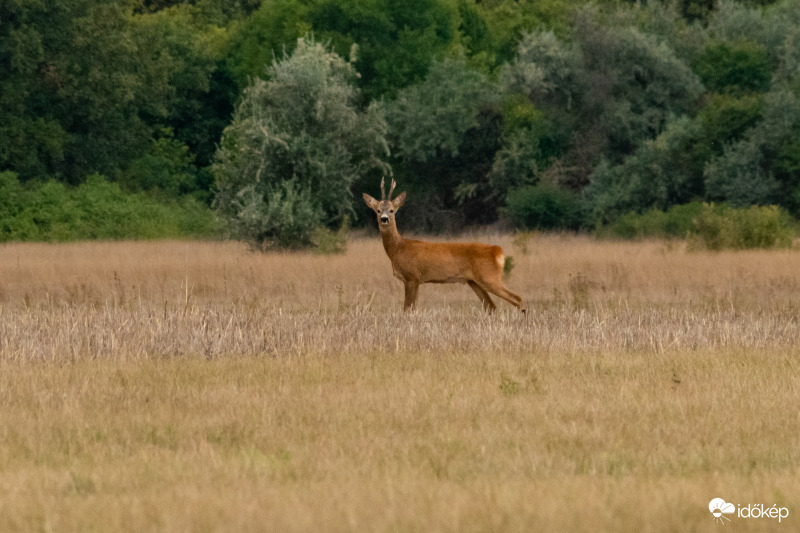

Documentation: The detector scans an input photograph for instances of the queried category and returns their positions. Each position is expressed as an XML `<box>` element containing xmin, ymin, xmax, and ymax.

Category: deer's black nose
<box><xmin>380</xmin><ymin>215</ymin><xmax>389</xmax><ymax>223</ymax></box>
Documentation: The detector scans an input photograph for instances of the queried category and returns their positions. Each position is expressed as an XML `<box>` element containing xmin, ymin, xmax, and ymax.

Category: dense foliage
<box><xmin>601</xmin><ymin>201</ymin><xmax>795</xmax><ymax>250</ymax></box>
<box><xmin>0</xmin><ymin>172</ymin><xmax>220</xmax><ymax>241</ymax></box>
<box><xmin>213</xmin><ymin>38</ymin><xmax>388</xmax><ymax>248</ymax></box>
<box><xmin>2</xmin><ymin>0</ymin><xmax>799</xmax><ymax>246</ymax></box>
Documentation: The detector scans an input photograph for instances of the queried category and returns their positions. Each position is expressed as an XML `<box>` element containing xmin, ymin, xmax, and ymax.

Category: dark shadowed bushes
<box><xmin>503</xmin><ymin>184</ymin><xmax>583</xmax><ymax>230</ymax></box>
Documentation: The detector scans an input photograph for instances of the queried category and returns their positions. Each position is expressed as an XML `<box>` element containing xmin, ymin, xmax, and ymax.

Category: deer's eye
<box><xmin>389</xmin><ymin>209</ymin><xmax>394</xmax><ymax>213</ymax></box>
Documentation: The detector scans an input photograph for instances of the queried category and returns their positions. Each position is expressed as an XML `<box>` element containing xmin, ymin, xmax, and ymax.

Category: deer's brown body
<box><xmin>364</xmin><ymin>178</ymin><xmax>526</xmax><ymax>313</ymax></box>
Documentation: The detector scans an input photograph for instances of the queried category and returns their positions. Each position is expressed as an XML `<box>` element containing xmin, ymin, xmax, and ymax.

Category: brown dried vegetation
<box><xmin>1</xmin><ymin>235</ymin><xmax>799</xmax><ymax>531</ymax></box>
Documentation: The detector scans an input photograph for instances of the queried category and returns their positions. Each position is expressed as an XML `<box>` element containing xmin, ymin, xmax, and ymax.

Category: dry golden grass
<box><xmin>1</xmin><ymin>233</ymin><xmax>799</xmax><ymax>532</ymax></box>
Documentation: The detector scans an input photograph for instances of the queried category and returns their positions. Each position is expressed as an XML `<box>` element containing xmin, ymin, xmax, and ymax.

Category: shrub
<box><xmin>690</xmin><ymin>203</ymin><xmax>795</xmax><ymax>250</ymax></box>
<box><xmin>227</xmin><ymin>179</ymin><xmax>321</xmax><ymax>250</ymax></box>
<box><xmin>503</xmin><ymin>256</ymin><xmax>515</xmax><ymax>278</ymax></box>
<box><xmin>600</xmin><ymin>202</ymin><xmax>795</xmax><ymax>250</ymax></box>
<box><xmin>173</xmin><ymin>196</ymin><xmax>224</xmax><ymax>238</ymax></box>
<box><xmin>601</xmin><ymin>202</ymin><xmax>704</xmax><ymax>239</ymax></box>
<box><xmin>214</xmin><ymin>37</ymin><xmax>389</xmax><ymax>248</ymax></box>
<box><xmin>504</xmin><ymin>184</ymin><xmax>582</xmax><ymax>230</ymax></box>
<box><xmin>310</xmin><ymin>215</ymin><xmax>350</xmax><ymax>255</ymax></box>
<box><xmin>0</xmin><ymin>172</ymin><xmax>221</xmax><ymax>242</ymax></box>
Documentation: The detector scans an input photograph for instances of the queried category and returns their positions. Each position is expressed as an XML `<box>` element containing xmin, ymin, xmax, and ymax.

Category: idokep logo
<box><xmin>709</xmin><ymin>497</ymin><xmax>789</xmax><ymax>525</ymax></box>
<box><xmin>709</xmin><ymin>498</ymin><xmax>735</xmax><ymax>524</ymax></box>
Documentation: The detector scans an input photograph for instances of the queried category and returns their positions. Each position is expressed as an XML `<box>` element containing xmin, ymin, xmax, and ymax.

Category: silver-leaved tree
<box><xmin>213</xmin><ymin>37</ymin><xmax>390</xmax><ymax>249</ymax></box>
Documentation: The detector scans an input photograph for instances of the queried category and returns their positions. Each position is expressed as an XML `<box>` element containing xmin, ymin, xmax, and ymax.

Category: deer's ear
<box><xmin>362</xmin><ymin>193</ymin><xmax>380</xmax><ymax>212</ymax></box>
<box><xmin>392</xmin><ymin>191</ymin><xmax>406</xmax><ymax>210</ymax></box>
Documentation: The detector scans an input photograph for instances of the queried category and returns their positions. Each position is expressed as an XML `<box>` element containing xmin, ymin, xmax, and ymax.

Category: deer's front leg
<box><xmin>403</xmin><ymin>281</ymin><xmax>419</xmax><ymax>311</ymax></box>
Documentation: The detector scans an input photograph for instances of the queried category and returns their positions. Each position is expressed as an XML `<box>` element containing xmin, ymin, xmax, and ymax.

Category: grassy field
<box><xmin>1</xmin><ymin>233</ymin><xmax>799</xmax><ymax>531</ymax></box>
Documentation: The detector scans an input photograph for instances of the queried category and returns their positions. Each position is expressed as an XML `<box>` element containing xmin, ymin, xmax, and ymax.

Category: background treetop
<box><xmin>2</xmin><ymin>0</ymin><xmax>799</xmax><ymax>246</ymax></box>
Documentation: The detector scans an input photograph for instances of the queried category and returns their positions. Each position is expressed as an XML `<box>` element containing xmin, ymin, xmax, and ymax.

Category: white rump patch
<box><xmin>495</xmin><ymin>252</ymin><xmax>504</xmax><ymax>269</ymax></box>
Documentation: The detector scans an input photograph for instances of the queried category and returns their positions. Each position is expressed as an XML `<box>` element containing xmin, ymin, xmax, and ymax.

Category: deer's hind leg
<box><xmin>478</xmin><ymin>279</ymin><xmax>526</xmax><ymax>313</ymax></box>
<box><xmin>467</xmin><ymin>280</ymin><xmax>496</xmax><ymax>312</ymax></box>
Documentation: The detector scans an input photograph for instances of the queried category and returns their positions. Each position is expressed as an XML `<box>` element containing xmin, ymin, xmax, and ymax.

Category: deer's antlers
<box><xmin>379</xmin><ymin>176</ymin><xmax>397</xmax><ymax>201</ymax></box>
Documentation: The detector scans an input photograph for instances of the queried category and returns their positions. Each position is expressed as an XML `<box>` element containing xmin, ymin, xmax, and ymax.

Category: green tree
<box><xmin>576</xmin><ymin>15</ymin><xmax>703</xmax><ymax>159</ymax></box>
<box><xmin>121</xmin><ymin>128</ymin><xmax>197</xmax><ymax>198</ymax></box>
<box><xmin>706</xmin><ymin>0</ymin><xmax>765</xmax><ymax>44</ymax></box>
<box><xmin>136</xmin><ymin>0</ymin><xmax>262</xmax><ymax>19</ymax></box>
<box><xmin>225</xmin><ymin>0</ymin><xmax>458</xmax><ymax>100</ymax></box>
<box><xmin>489</xmin><ymin>121</ymin><xmax>546</xmax><ymax>200</ymax></box>
<box><xmin>385</xmin><ymin>57</ymin><xmax>498</xmax><ymax>163</ymax></box>
<box><xmin>470</xmin><ymin>0</ymin><xmax>577</xmax><ymax>64</ymax></box>
<box><xmin>309</xmin><ymin>0</ymin><xmax>457</xmax><ymax>100</ymax></box>
<box><xmin>222</xmin><ymin>0</ymin><xmax>311</xmax><ymax>90</ymax></box>
<box><xmin>584</xmin><ymin>117</ymin><xmax>704</xmax><ymax>226</ymax></box>
<box><xmin>695</xmin><ymin>39</ymin><xmax>773</xmax><ymax>94</ymax></box>
<box><xmin>383</xmin><ymin>57</ymin><xmax>501</xmax><ymax>227</ymax></box>
<box><xmin>703</xmin><ymin>87</ymin><xmax>800</xmax><ymax>210</ymax></box>
<box><xmin>132</xmin><ymin>4</ymin><xmax>235</xmax><ymax>198</ymax></box>
<box><xmin>213</xmin><ymin>38</ymin><xmax>389</xmax><ymax>248</ymax></box>
<box><xmin>500</xmin><ymin>29</ymin><xmax>583</xmax><ymax>112</ymax></box>
<box><xmin>0</xmin><ymin>0</ymin><xmax>84</xmax><ymax>181</ymax></box>
<box><xmin>502</xmin><ymin>12</ymin><xmax>702</xmax><ymax>190</ymax></box>
<box><xmin>456</xmin><ymin>0</ymin><xmax>495</xmax><ymax>67</ymax></box>
<box><xmin>0</xmin><ymin>0</ymin><xmax>176</xmax><ymax>183</ymax></box>
<box><xmin>703</xmin><ymin>138</ymin><xmax>779</xmax><ymax>206</ymax></box>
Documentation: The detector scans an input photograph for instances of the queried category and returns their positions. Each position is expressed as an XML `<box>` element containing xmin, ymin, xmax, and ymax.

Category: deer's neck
<box><xmin>379</xmin><ymin>221</ymin><xmax>404</xmax><ymax>258</ymax></box>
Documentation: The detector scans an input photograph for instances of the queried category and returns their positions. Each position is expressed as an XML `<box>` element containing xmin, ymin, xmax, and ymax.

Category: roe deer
<box><xmin>363</xmin><ymin>178</ymin><xmax>526</xmax><ymax>313</ymax></box>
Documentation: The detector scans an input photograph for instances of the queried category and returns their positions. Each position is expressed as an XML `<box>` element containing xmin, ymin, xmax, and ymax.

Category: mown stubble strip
<box><xmin>2</xmin><ymin>303</ymin><xmax>800</xmax><ymax>362</ymax></box>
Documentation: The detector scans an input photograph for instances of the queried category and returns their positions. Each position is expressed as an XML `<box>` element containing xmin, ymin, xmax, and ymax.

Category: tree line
<box><xmin>1</xmin><ymin>0</ymin><xmax>799</xmax><ymax>246</ymax></box>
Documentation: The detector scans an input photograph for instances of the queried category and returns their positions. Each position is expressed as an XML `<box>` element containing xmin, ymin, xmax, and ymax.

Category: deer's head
<box><xmin>363</xmin><ymin>177</ymin><xmax>406</xmax><ymax>228</ymax></box>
